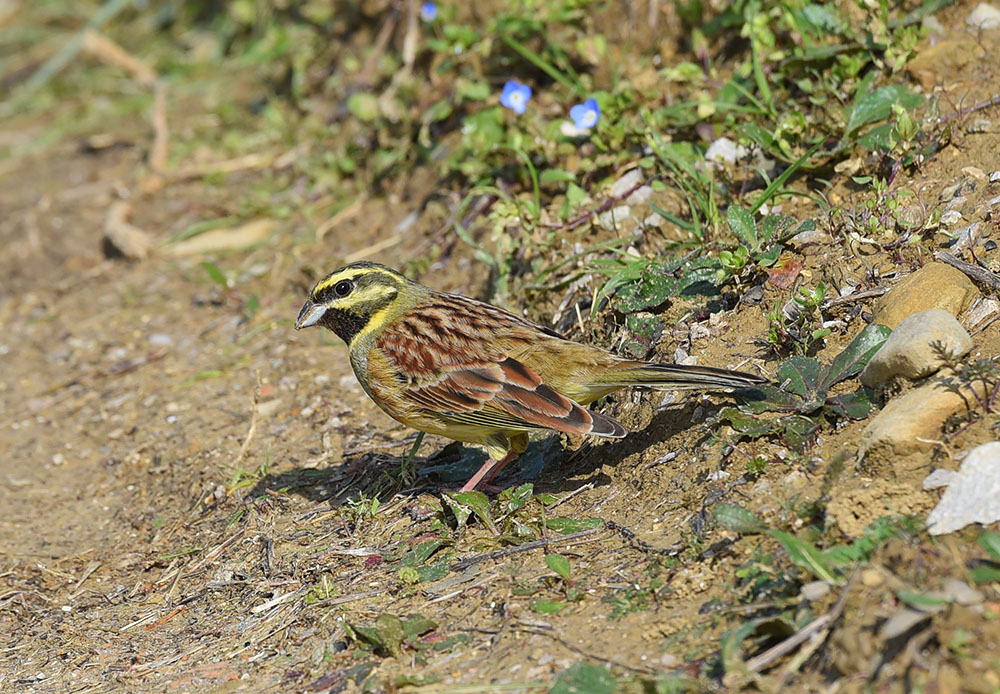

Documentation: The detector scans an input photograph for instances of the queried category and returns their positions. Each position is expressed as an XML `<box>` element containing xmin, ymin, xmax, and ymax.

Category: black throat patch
<box><xmin>324</xmin><ymin>307</ymin><xmax>368</xmax><ymax>344</ymax></box>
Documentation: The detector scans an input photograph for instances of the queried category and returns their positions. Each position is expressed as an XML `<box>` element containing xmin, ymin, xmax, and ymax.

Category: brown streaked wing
<box><xmin>375</xmin><ymin>300</ymin><xmax>624</xmax><ymax>437</ymax></box>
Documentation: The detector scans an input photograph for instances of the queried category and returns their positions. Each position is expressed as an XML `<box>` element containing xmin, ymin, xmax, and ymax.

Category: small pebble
<box><xmin>800</xmin><ymin>580</ymin><xmax>832</xmax><ymax>601</ymax></box>
<box><xmin>942</xmin><ymin>578</ymin><xmax>984</xmax><ymax>605</ymax></box>
<box><xmin>609</xmin><ymin>169</ymin><xmax>643</xmax><ymax>198</ymax></box>
<box><xmin>940</xmin><ymin>209</ymin><xmax>963</xmax><ymax>226</ymax></box>
<box><xmin>923</xmin><ymin>468</ymin><xmax>958</xmax><ymax>490</ymax></box>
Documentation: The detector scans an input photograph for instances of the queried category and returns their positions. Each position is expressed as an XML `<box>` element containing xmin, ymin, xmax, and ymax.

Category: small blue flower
<box><xmin>420</xmin><ymin>1</ymin><xmax>437</xmax><ymax>22</ymax></box>
<box><xmin>500</xmin><ymin>80</ymin><xmax>532</xmax><ymax>114</ymax></box>
<box><xmin>569</xmin><ymin>98</ymin><xmax>600</xmax><ymax>130</ymax></box>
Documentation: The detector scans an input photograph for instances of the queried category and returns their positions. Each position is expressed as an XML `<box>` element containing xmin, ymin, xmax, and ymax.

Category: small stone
<box><xmin>148</xmin><ymin>333</ymin><xmax>173</xmax><ymax>347</ymax></box>
<box><xmin>859</xmin><ymin>374</ymin><xmax>987</xmax><ymax>462</ymax></box>
<box><xmin>861</xmin><ymin>568</ymin><xmax>884</xmax><ymax>587</ymax></box>
<box><xmin>967</xmin><ymin>2</ymin><xmax>1000</xmax><ymax>30</ymax></box>
<box><xmin>800</xmin><ymin>581</ymin><xmax>832</xmax><ymax>601</ymax></box>
<box><xmin>940</xmin><ymin>179</ymin><xmax>973</xmax><ymax>201</ymax></box>
<box><xmin>597</xmin><ymin>205</ymin><xmax>631</xmax><ymax>231</ymax></box>
<box><xmin>985</xmin><ymin>240</ymin><xmax>998</xmax><ymax>251</ymax></box>
<box><xmin>941</xmin><ymin>209</ymin><xmax>964</xmax><ymax>226</ymax></box>
<box><xmin>642</xmin><ymin>213</ymin><xmax>664</xmax><ymax>228</ymax></box>
<box><xmin>872</xmin><ymin>262</ymin><xmax>979</xmax><ymax>329</ymax></box>
<box><xmin>626</xmin><ymin>185</ymin><xmax>654</xmax><ymax>206</ymax></box>
<box><xmin>742</xmin><ymin>285</ymin><xmax>765</xmax><ymax>305</ymax></box>
<box><xmin>923</xmin><ymin>468</ymin><xmax>958</xmax><ymax>490</ymax></box>
<box><xmin>860</xmin><ymin>309</ymin><xmax>973</xmax><ymax>387</ymax></box>
<box><xmin>990</xmin><ymin>170</ymin><xmax>1000</xmax><ymax>183</ymax></box>
<box><xmin>941</xmin><ymin>578</ymin><xmax>984</xmax><ymax>605</ymax></box>
<box><xmin>927</xmin><ymin>441</ymin><xmax>1000</xmax><ymax>535</ymax></box>
<box><xmin>962</xmin><ymin>166</ymin><xmax>988</xmax><ymax>182</ymax></box>
<box><xmin>705</xmin><ymin>138</ymin><xmax>738</xmax><ymax>165</ymax></box>
<box><xmin>609</xmin><ymin>169</ymin><xmax>643</xmax><ymax>198</ymax></box>
<box><xmin>895</xmin><ymin>204</ymin><xmax>926</xmax><ymax>230</ymax></box>
<box><xmin>787</xmin><ymin>228</ymin><xmax>831</xmax><ymax>248</ymax></box>
<box><xmin>949</xmin><ymin>222</ymin><xmax>980</xmax><ymax>250</ymax></box>
<box><xmin>880</xmin><ymin>607</ymin><xmax>931</xmax><ymax>639</ymax></box>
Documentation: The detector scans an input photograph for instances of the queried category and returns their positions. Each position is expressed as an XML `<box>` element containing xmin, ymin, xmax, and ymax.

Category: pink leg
<box><xmin>460</xmin><ymin>450</ymin><xmax>518</xmax><ymax>492</ymax></box>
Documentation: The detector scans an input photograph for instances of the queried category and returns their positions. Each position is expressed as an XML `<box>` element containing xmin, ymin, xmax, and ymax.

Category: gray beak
<box><xmin>295</xmin><ymin>300</ymin><xmax>326</xmax><ymax>330</ymax></box>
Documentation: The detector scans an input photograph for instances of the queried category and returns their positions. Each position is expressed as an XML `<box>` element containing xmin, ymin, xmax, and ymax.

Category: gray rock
<box><xmin>860</xmin><ymin>309</ymin><xmax>973</xmax><ymax>387</ymax></box>
<box><xmin>927</xmin><ymin>441</ymin><xmax>1000</xmax><ymax>535</ymax></box>
<box><xmin>941</xmin><ymin>578</ymin><xmax>984</xmax><ymax>605</ymax></box>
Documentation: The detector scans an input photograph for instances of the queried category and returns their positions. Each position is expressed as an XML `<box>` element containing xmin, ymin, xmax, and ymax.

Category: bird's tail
<box><xmin>601</xmin><ymin>361</ymin><xmax>766</xmax><ymax>391</ymax></box>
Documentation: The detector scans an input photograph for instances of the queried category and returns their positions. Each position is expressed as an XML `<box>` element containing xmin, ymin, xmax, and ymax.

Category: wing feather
<box><xmin>374</xmin><ymin>301</ymin><xmax>625</xmax><ymax>438</ymax></box>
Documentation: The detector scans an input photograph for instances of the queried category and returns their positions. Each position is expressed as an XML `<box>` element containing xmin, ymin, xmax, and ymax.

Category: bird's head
<box><xmin>295</xmin><ymin>261</ymin><xmax>412</xmax><ymax>344</ymax></box>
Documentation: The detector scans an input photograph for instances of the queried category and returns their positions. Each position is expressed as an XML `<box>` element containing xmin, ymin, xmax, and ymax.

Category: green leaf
<box><xmin>898</xmin><ymin>590</ymin><xmax>951</xmax><ymax>610</ymax></box>
<box><xmin>737</xmin><ymin>384</ymin><xmax>806</xmax><ymax>414</ymax></box>
<box><xmin>546</xmin><ymin>553</ymin><xmax>572</xmax><ymax>581</ymax></box>
<box><xmin>845</xmin><ymin>84</ymin><xmax>923</xmax><ymax>138</ymax></box>
<box><xmin>825</xmin><ymin>388</ymin><xmax>877</xmax><ymax>420</ymax></box>
<box><xmin>374</xmin><ymin>613</ymin><xmax>406</xmax><ymax>658</ymax></box>
<box><xmin>760</xmin><ymin>214</ymin><xmax>796</xmax><ymax>244</ymax></box>
<box><xmin>980</xmin><ymin>530</ymin><xmax>1000</xmax><ymax>561</ymax></box>
<box><xmin>969</xmin><ymin>565</ymin><xmax>1000</xmax><ymax>584</ymax></box>
<box><xmin>550</xmin><ymin>662</ymin><xmax>617</xmax><ymax>694</ymax></box>
<box><xmin>857</xmin><ymin>122</ymin><xmax>896</xmax><ymax>152</ymax></box>
<box><xmin>546</xmin><ymin>517</ymin><xmax>603</xmax><ymax>533</ymax></box>
<box><xmin>448</xmin><ymin>491</ymin><xmax>496</xmax><ymax>533</ymax></box>
<box><xmin>822</xmin><ymin>323</ymin><xmax>892</xmax><ymax>389</ymax></box>
<box><xmin>530</xmin><ymin>598</ymin><xmax>568</xmax><ymax>614</ymax></box>
<box><xmin>777</xmin><ymin>356</ymin><xmax>824</xmax><ymax>401</ymax></box>
<box><xmin>439</xmin><ymin>494</ymin><xmax>471</xmax><ymax>528</ymax></box>
<box><xmin>456</xmin><ymin>79</ymin><xmax>490</xmax><ymax>100</ymax></box>
<box><xmin>415</xmin><ymin>560</ymin><xmax>450</xmax><ymax>583</ymax></box>
<box><xmin>714</xmin><ymin>504</ymin><xmax>767</xmax><ymax>534</ymax></box>
<box><xmin>401</xmin><ymin>539</ymin><xmax>447</xmax><ymax>567</ymax></box>
<box><xmin>201</xmin><ymin>261</ymin><xmax>228</xmax><ymax>288</ymax></box>
<box><xmin>727</xmin><ymin>205</ymin><xmax>758</xmax><ymax>250</ymax></box>
<box><xmin>540</xmin><ymin>168</ymin><xmax>576</xmax><ymax>184</ymax></box>
<box><xmin>402</xmin><ymin>615</ymin><xmax>437</xmax><ymax>641</ymax></box>
<box><xmin>498</xmin><ymin>483</ymin><xmax>533</xmax><ymax>513</ymax></box>
<box><xmin>614</xmin><ymin>269</ymin><xmax>680</xmax><ymax>312</ymax></box>
<box><xmin>720</xmin><ymin>406</ymin><xmax>775</xmax><ymax>437</ymax></box>
<box><xmin>720</xmin><ymin>619</ymin><xmax>763</xmax><ymax>678</ymax></box>
<box><xmin>755</xmin><ymin>243</ymin><xmax>783</xmax><ymax>267</ymax></box>
<box><xmin>768</xmin><ymin>530</ymin><xmax>837</xmax><ymax>582</ymax></box>
<box><xmin>822</xmin><ymin>516</ymin><xmax>903</xmax><ymax>564</ymax></box>
<box><xmin>778</xmin><ymin>415</ymin><xmax>821</xmax><ymax>450</ymax></box>
<box><xmin>347</xmin><ymin>92</ymin><xmax>379</xmax><ymax>122</ymax></box>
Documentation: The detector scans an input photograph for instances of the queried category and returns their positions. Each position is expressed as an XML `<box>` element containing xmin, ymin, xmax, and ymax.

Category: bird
<box><xmin>295</xmin><ymin>261</ymin><xmax>766</xmax><ymax>492</ymax></box>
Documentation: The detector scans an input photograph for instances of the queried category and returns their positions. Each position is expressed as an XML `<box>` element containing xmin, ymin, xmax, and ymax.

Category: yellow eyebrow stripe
<box><xmin>313</xmin><ymin>266</ymin><xmax>401</xmax><ymax>295</ymax></box>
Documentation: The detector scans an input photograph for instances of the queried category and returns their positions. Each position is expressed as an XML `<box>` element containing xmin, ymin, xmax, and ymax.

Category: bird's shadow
<box><xmin>244</xmin><ymin>393</ymin><xmax>757</xmax><ymax>505</ymax></box>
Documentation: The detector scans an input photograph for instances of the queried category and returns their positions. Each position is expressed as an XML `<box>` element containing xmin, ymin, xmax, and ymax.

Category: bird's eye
<box><xmin>333</xmin><ymin>280</ymin><xmax>353</xmax><ymax>297</ymax></box>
